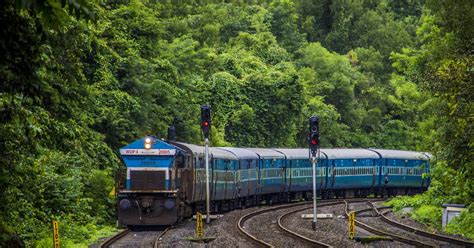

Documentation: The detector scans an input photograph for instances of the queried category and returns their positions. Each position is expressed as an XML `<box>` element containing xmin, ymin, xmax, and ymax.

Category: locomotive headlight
<box><xmin>144</xmin><ymin>137</ymin><xmax>152</xmax><ymax>149</ymax></box>
<box><xmin>164</xmin><ymin>199</ymin><xmax>175</xmax><ymax>210</ymax></box>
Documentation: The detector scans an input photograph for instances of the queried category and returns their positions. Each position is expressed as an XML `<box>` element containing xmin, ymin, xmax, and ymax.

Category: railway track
<box><xmin>277</xmin><ymin>203</ymin><xmax>334</xmax><ymax>248</ymax></box>
<box><xmin>98</xmin><ymin>227</ymin><xmax>170</xmax><ymax>248</ymax></box>
<box><xmin>238</xmin><ymin>198</ymin><xmax>383</xmax><ymax>247</ymax></box>
<box><xmin>369</xmin><ymin>202</ymin><xmax>474</xmax><ymax>248</ymax></box>
<box><xmin>237</xmin><ymin>201</ymin><xmax>311</xmax><ymax>247</ymax></box>
<box><xmin>344</xmin><ymin>200</ymin><xmax>436</xmax><ymax>247</ymax></box>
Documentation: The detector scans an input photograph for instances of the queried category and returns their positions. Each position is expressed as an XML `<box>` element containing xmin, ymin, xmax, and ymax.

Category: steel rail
<box><xmin>354</xmin><ymin>205</ymin><xmax>391</xmax><ymax>216</ymax></box>
<box><xmin>277</xmin><ymin>204</ymin><xmax>333</xmax><ymax>248</ymax></box>
<box><xmin>238</xmin><ymin>198</ymin><xmax>381</xmax><ymax>247</ymax></box>
<box><xmin>98</xmin><ymin>228</ymin><xmax>131</xmax><ymax>248</ymax></box>
<box><xmin>276</xmin><ymin>198</ymin><xmax>388</xmax><ymax>248</ymax></box>
<box><xmin>237</xmin><ymin>201</ymin><xmax>311</xmax><ymax>247</ymax></box>
<box><xmin>369</xmin><ymin>202</ymin><xmax>474</xmax><ymax>248</ymax></box>
<box><xmin>344</xmin><ymin>200</ymin><xmax>434</xmax><ymax>247</ymax></box>
<box><xmin>153</xmin><ymin>227</ymin><xmax>171</xmax><ymax>248</ymax></box>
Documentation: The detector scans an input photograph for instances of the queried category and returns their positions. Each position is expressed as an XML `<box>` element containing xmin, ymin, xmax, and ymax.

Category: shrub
<box><xmin>445</xmin><ymin>204</ymin><xmax>474</xmax><ymax>240</ymax></box>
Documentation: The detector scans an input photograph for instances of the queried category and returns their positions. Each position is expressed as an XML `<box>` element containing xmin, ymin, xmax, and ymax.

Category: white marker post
<box><xmin>205</xmin><ymin>138</ymin><xmax>210</xmax><ymax>223</ymax></box>
<box><xmin>312</xmin><ymin>155</ymin><xmax>317</xmax><ymax>230</ymax></box>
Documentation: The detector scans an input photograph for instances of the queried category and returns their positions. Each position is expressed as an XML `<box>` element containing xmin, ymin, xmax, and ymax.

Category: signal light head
<box><xmin>309</xmin><ymin>116</ymin><xmax>320</xmax><ymax>156</ymax></box>
<box><xmin>200</xmin><ymin>105</ymin><xmax>211</xmax><ymax>138</ymax></box>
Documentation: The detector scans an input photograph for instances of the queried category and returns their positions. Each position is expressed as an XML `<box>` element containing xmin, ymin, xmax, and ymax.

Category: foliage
<box><xmin>386</xmin><ymin>195</ymin><xmax>442</xmax><ymax>230</ymax></box>
<box><xmin>1</xmin><ymin>0</ymin><xmax>472</xmax><ymax>245</ymax></box>
<box><xmin>445</xmin><ymin>207</ymin><xmax>474</xmax><ymax>240</ymax></box>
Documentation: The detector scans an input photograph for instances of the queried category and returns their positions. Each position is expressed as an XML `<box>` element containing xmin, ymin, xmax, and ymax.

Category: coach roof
<box><xmin>174</xmin><ymin>142</ymin><xmax>203</xmax><ymax>155</ymax></box>
<box><xmin>245</xmin><ymin>148</ymin><xmax>285</xmax><ymax>159</ymax></box>
<box><xmin>321</xmin><ymin>149</ymin><xmax>380</xmax><ymax>159</ymax></box>
<box><xmin>209</xmin><ymin>147</ymin><xmax>238</xmax><ymax>160</ymax></box>
<box><xmin>217</xmin><ymin>147</ymin><xmax>259</xmax><ymax>160</ymax></box>
<box><xmin>369</xmin><ymin>149</ymin><xmax>429</xmax><ymax>160</ymax></box>
<box><xmin>274</xmin><ymin>148</ymin><xmax>325</xmax><ymax>160</ymax></box>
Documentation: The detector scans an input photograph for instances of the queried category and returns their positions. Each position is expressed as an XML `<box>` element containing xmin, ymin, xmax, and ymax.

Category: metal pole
<box><xmin>312</xmin><ymin>155</ymin><xmax>317</xmax><ymax>230</ymax></box>
<box><xmin>205</xmin><ymin>138</ymin><xmax>210</xmax><ymax>223</ymax></box>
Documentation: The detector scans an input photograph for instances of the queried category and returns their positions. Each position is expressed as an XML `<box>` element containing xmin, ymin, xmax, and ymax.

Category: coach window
<box><xmin>198</xmin><ymin>157</ymin><xmax>204</xmax><ymax>168</ymax></box>
<box><xmin>175</xmin><ymin>155</ymin><xmax>185</xmax><ymax>168</ymax></box>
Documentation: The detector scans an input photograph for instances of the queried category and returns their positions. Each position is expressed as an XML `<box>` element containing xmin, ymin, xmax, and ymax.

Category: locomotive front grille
<box><xmin>130</xmin><ymin>170</ymin><xmax>166</xmax><ymax>190</ymax></box>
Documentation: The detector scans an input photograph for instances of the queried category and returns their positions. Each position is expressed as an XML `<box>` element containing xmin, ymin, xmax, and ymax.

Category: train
<box><xmin>116</xmin><ymin>136</ymin><xmax>431</xmax><ymax>226</ymax></box>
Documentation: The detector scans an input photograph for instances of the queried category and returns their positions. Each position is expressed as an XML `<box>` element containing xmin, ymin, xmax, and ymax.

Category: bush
<box><xmin>35</xmin><ymin>222</ymin><xmax>117</xmax><ymax>248</ymax></box>
<box><xmin>387</xmin><ymin>195</ymin><xmax>473</xmax><ymax>240</ymax></box>
<box><xmin>411</xmin><ymin>205</ymin><xmax>443</xmax><ymax>230</ymax></box>
<box><xmin>385</xmin><ymin>194</ymin><xmax>430</xmax><ymax>211</ymax></box>
<box><xmin>445</xmin><ymin>204</ymin><xmax>474</xmax><ymax>240</ymax></box>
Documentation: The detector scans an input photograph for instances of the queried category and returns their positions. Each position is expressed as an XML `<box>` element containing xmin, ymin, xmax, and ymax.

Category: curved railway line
<box><xmin>98</xmin><ymin>227</ymin><xmax>170</xmax><ymax>248</ymax></box>
<box><xmin>237</xmin><ymin>198</ymin><xmax>473</xmax><ymax>248</ymax></box>
<box><xmin>237</xmin><ymin>201</ymin><xmax>311</xmax><ymax>247</ymax></box>
<box><xmin>98</xmin><ymin>198</ymin><xmax>473</xmax><ymax>247</ymax></box>
<box><xmin>344</xmin><ymin>200</ymin><xmax>434</xmax><ymax>247</ymax></box>
<box><xmin>237</xmin><ymin>199</ymin><xmax>381</xmax><ymax>247</ymax></box>
<box><xmin>368</xmin><ymin>202</ymin><xmax>474</xmax><ymax>247</ymax></box>
<box><xmin>347</xmin><ymin>201</ymin><xmax>474</xmax><ymax>248</ymax></box>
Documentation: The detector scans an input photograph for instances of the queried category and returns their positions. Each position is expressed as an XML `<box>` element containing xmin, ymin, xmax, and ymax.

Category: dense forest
<box><xmin>0</xmin><ymin>0</ymin><xmax>472</xmax><ymax>246</ymax></box>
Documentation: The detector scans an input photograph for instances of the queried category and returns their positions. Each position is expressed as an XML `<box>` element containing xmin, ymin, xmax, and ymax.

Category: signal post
<box><xmin>200</xmin><ymin>105</ymin><xmax>211</xmax><ymax>224</ymax></box>
<box><xmin>309</xmin><ymin>116</ymin><xmax>320</xmax><ymax>231</ymax></box>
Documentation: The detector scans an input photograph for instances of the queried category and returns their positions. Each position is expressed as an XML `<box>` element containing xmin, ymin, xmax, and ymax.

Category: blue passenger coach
<box><xmin>274</xmin><ymin>149</ymin><xmax>328</xmax><ymax>199</ymax></box>
<box><xmin>323</xmin><ymin>149</ymin><xmax>380</xmax><ymax>198</ymax></box>
<box><xmin>369</xmin><ymin>149</ymin><xmax>430</xmax><ymax>195</ymax></box>
<box><xmin>217</xmin><ymin>147</ymin><xmax>259</xmax><ymax>207</ymax></box>
<box><xmin>246</xmin><ymin>148</ymin><xmax>287</xmax><ymax>203</ymax></box>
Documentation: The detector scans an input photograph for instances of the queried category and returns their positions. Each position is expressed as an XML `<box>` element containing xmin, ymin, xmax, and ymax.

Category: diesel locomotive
<box><xmin>116</xmin><ymin>137</ymin><xmax>431</xmax><ymax>226</ymax></box>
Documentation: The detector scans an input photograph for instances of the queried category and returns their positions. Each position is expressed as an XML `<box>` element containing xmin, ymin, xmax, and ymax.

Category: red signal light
<box><xmin>311</xmin><ymin>139</ymin><xmax>317</xmax><ymax>145</ymax></box>
<box><xmin>202</xmin><ymin>121</ymin><xmax>209</xmax><ymax>127</ymax></box>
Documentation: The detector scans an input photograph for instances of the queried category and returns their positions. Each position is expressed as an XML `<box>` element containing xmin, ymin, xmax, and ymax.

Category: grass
<box><xmin>35</xmin><ymin>225</ymin><xmax>118</xmax><ymax>248</ymax></box>
<box><xmin>386</xmin><ymin>194</ymin><xmax>473</xmax><ymax>240</ymax></box>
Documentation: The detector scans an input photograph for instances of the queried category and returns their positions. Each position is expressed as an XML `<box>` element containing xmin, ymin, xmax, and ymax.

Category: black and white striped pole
<box><xmin>309</xmin><ymin>116</ymin><xmax>320</xmax><ymax>231</ymax></box>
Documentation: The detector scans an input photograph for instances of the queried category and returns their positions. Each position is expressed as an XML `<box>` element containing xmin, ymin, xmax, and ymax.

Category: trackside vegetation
<box><xmin>0</xmin><ymin>0</ymin><xmax>472</xmax><ymax>246</ymax></box>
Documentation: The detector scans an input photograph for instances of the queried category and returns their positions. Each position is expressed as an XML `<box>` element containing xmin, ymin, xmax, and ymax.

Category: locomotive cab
<box><xmin>117</xmin><ymin>137</ymin><xmax>184</xmax><ymax>226</ymax></box>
